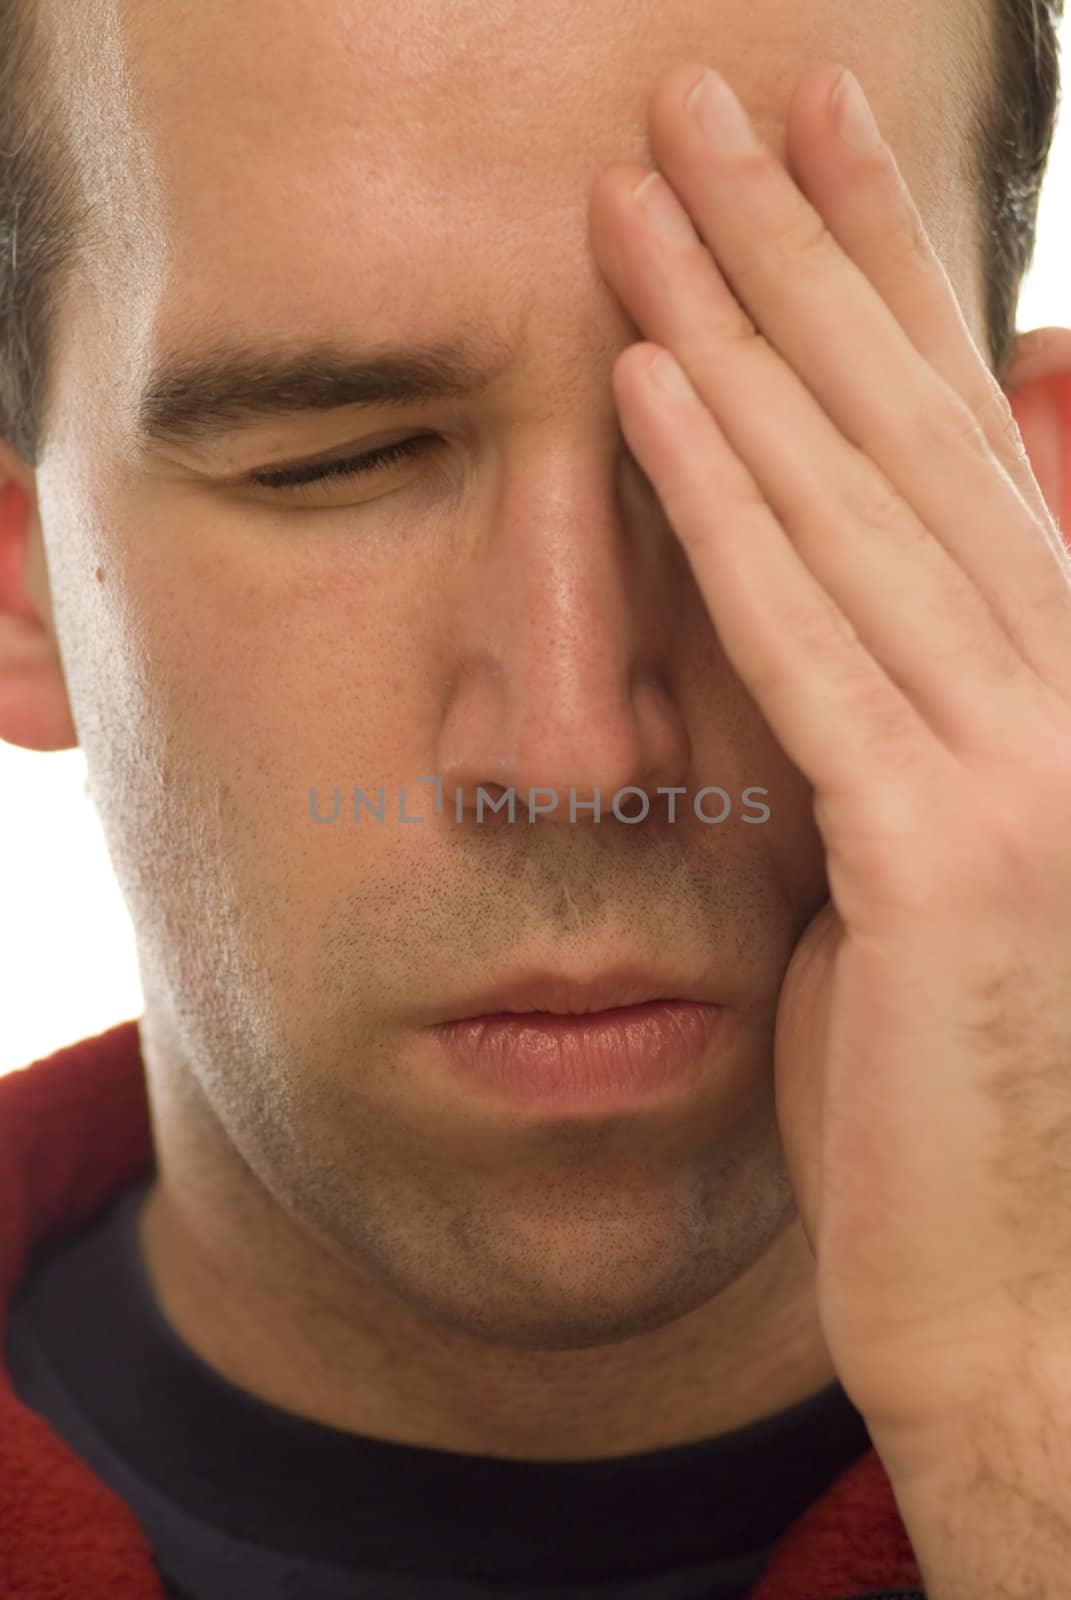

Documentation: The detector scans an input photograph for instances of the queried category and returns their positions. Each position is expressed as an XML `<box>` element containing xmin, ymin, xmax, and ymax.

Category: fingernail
<box><xmin>632</xmin><ymin>172</ymin><xmax>700</xmax><ymax>247</ymax></box>
<box><xmin>687</xmin><ymin>69</ymin><xmax>763</xmax><ymax>155</ymax></box>
<box><xmin>649</xmin><ymin>349</ymin><xmax>696</xmax><ymax>403</ymax></box>
<box><xmin>833</xmin><ymin>70</ymin><xmax>883</xmax><ymax>152</ymax></box>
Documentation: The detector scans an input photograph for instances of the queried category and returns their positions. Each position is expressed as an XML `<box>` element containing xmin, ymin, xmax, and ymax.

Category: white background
<box><xmin>3</xmin><ymin>46</ymin><xmax>1070</xmax><ymax>1072</ymax></box>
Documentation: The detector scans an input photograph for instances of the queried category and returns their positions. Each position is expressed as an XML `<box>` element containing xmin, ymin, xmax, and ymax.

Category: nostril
<box><xmin>615</xmin><ymin>788</ymin><xmax>649</xmax><ymax>821</ymax></box>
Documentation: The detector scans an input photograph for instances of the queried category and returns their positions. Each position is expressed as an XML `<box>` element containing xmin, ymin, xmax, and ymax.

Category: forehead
<box><xmin>50</xmin><ymin>0</ymin><xmax>985</xmax><ymax>438</ymax></box>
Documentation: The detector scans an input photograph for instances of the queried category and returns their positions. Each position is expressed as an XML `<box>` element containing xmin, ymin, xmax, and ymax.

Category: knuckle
<box><xmin>711</xmin><ymin>300</ymin><xmax>763</xmax><ymax>351</ymax></box>
<box><xmin>839</xmin><ymin>453</ymin><xmax>905</xmax><ymax>538</ymax></box>
<box><xmin>969</xmin><ymin>803</ymin><xmax>1046</xmax><ymax>910</ymax></box>
<box><xmin>769</xmin><ymin>202</ymin><xmax>832</xmax><ymax>266</ymax></box>
<box><xmin>902</xmin><ymin>208</ymin><xmax>933</xmax><ymax>270</ymax></box>
<box><xmin>727</xmin><ymin>202</ymin><xmax>831</xmax><ymax>297</ymax></box>
<box><xmin>853</xmin><ymin>680</ymin><xmax>915</xmax><ymax>756</ymax></box>
<box><xmin>987</xmin><ymin>386</ymin><xmax>1033</xmax><ymax>470</ymax></box>
<box><xmin>984</xmin><ymin>378</ymin><xmax>1017</xmax><ymax>437</ymax></box>
<box><xmin>880</xmin><ymin>383</ymin><xmax>992</xmax><ymax>482</ymax></box>
<box><xmin>929</xmin><ymin>386</ymin><xmax>992</xmax><ymax>463</ymax></box>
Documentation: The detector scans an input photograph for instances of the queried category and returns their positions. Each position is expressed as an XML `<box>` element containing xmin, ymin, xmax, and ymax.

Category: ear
<box><xmin>0</xmin><ymin>444</ymin><xmax>78</xmax><ymax>751</ymax></box>
<box><xmin>1001</xmin><ymin>326</ymin><xmax>1071</xmax><ymax>548</ymax></box>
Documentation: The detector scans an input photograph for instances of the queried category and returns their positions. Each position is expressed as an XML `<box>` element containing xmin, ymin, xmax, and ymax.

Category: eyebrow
<box><xmin>133</xmin><ymin>334</ymin><xmax>513</xmax><ymax>452</ymax></box>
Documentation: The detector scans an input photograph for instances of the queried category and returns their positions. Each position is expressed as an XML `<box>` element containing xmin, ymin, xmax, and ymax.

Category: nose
<box><xmin>435</xmin><ymin>435</ymin><xmax>695</xmax><ymax>828</ymax></box>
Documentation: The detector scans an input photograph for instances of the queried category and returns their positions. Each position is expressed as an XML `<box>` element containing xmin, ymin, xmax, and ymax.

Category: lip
<box><xmin>432</xmin><ymin>964</ymin><xmax>724</xmax><ymax>1023</ymax></box>
<box><xmin>428</xmin><ymin>998</ymin><xmax>730</xmax><ymax>1112</ymax></box>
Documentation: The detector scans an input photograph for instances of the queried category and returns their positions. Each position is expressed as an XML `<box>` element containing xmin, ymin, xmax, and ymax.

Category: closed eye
<box><xmin>245</xmin><ymin>434</ymin><xmax>440</xmax><ymax>499</ymax></box>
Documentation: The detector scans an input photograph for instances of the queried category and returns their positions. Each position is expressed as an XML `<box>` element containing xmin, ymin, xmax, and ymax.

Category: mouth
<box><xmin>426</xmin><ymin>975</ymin><xmax>732</xmax><ymax>1113</ymax></box>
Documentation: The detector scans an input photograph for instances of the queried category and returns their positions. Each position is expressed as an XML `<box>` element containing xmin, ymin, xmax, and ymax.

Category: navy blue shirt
<box><xmin>5</xmin><ymin>1179</ymin><xmax>874</xmax><ymax>1599</ymax></box>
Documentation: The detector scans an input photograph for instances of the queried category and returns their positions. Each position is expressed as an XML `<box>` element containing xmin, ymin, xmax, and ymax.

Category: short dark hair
<box><xmin>0</xmin><ymin>0</ymin><xmax>1064</xmax><ymax>470</ymax></box>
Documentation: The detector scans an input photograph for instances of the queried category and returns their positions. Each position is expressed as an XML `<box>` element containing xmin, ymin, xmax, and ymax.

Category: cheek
<box><xmin>683</xmin><ymin>658</ymin><xmax>826</xmax><ymax>926</ymax></box>
<box><xmin>52</xmin><ymin>484</ymin><xmax>443</xmax><ymax>906</ymax></box>
<box><xmin>768</xmin><ymin>768</ymin><xmax>827</xmax><ymax>925</ymax></box>
<box><xmin>703</xmin><ymin>703</ymin><xmax>825</xmax><ymax>928</ymax></box>
<box><xmin>112</xmin><ymin>506</ymin><xmax>442</xmax><ymax>792</ymax></box>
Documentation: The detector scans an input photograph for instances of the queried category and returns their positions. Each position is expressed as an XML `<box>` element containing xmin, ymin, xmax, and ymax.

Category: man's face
<box><xmin>33</xmin><ymin>0</ymin><xmax>988</xmax><ymax>1346</ymax></box>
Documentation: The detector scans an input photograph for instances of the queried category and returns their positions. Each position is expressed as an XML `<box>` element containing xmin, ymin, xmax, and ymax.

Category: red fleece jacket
<box><xmin>0</xmin><ymin>1021</ymin><xmax>927</xmax><ymax>1600</ymax></box>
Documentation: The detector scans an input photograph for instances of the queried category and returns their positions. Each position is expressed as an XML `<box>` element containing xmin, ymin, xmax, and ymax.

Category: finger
<box><xmin>590</xmin><ymin>165</ymin><xmax>1040</xmax><ymax>748</ymax></box>
<box><xmin>786</xmin><ymin>64</ymin><xmax>1054</xmax><ymax>530</ymax></box>
<box><xmin>628</xmin><ymin>61</ymin><xmax>1071</xmax><ymax>696</ymax></box>
<box><xmin>615</xmin><ymin>338</ymin><xmax>944</xmax><ymax>805</ymax></box>
<box><xmin>783</xmin><ymin>67</ymin><xmax>1071</xmax><ymax>685</ymax></box>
